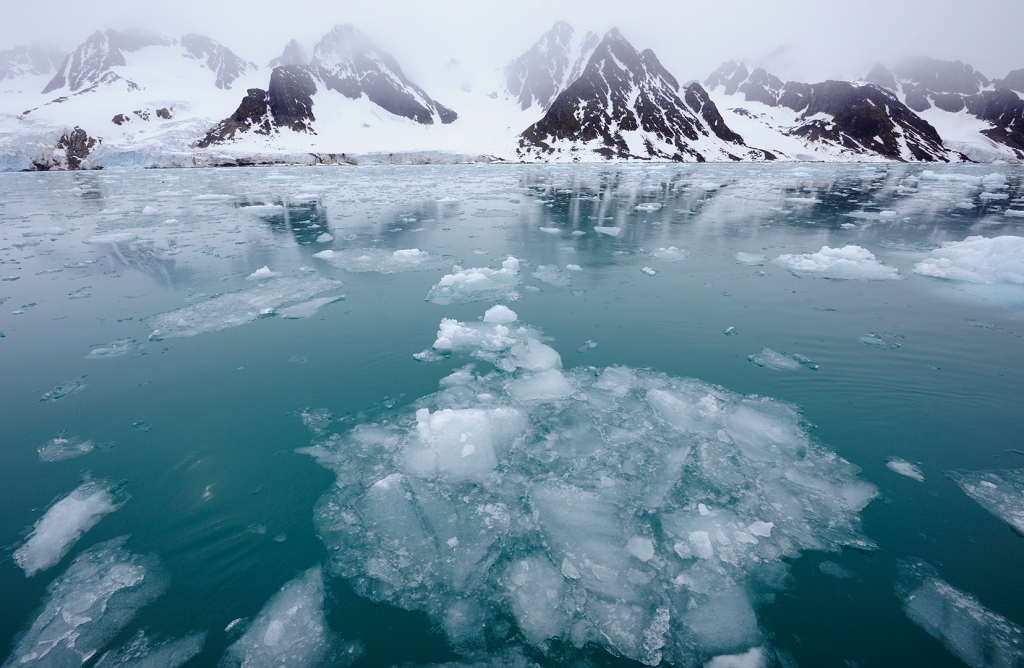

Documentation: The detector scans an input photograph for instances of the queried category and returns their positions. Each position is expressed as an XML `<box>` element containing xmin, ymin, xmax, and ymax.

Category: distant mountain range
<box><xmin>0</xmin><ymin>21</ymin><xmax>1021</xmax><ymax>170</ymax></box>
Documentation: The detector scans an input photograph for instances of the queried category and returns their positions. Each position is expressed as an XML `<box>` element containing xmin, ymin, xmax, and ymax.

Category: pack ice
<box><xmin>913</xmin><ymin>236</ymin><xmax>1024</xmax><ymax>285</ymax></box>
<box><xmin>312</xmin><ymin>248</ymin><xmax>454</xmax><ymax>274</ymax></box>
<box><xmin>221</xmin><ymin>566</ymin><xmax>360</xmax><ymax>668</ymax></box>
<box><xmin>897</xmin><ymin>559</ymin><xmax>1024</xmax><ymax>668</ymax></box>
<box><xmin>300</xmin><ymin>308</ymin><xmax>877</xmax><ymax>666</ymax></box>
<box><xmin>14</xmin><ymin>480</ymin><xmax>124</xmax><ymax>577</ymax></box>
<box><xmin>774</xmin><ymin>246</ymin><xmax>901</xmax><ymax>280</ymax></box>
<box><xmin>947</xmin><ymin>469</ymin><xmax>1024</xmax><ymax>535</ymax></box>
<box><xmin>146</xmin><ymin>275</ymin><xmax>341</xmax><ymax>338</ymax></box>
<box><xmin>4</xmin><ymin>537</ymin><xmax>167</xmax><ymax>668</ymax></box>
<box><xmin>426</xmin><ymin>257</ymin><xmax>521</xmax><ymax>305</ymax></box>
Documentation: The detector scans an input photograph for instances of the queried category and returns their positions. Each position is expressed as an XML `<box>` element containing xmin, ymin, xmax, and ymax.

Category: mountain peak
<box><xmin>0</xmin><ymin>42</ymin><xmax>65</xmax><ymax>82</ymax></box>
<box><xmin>269</xmin><ymin>40</ymin><xmax>307</xmax><ymax>69</ymax></box>
<box><xmin>181</xmin><ymin>34</ymin><xmax>257</xmax><ymax>90</ymax></box>
<box><xmin>503</xmin><ymin>20</ymin><xmax>576</xmax><ymax>111</ymax></box>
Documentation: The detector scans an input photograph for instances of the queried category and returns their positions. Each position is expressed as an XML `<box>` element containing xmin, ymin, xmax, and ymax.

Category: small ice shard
<box><xmin>577</xmin><ymin>340</ymin><xmax>597</xmax><ymax>353</ymax></box>
<box><xmin>747</xmin><ymin>521</ymin><xmax>774</xmax><ymax>538</ymax></box>
<box><xmin>426</xmin><ymin>256</ymin><xmax>521</xmax><ymax>305</ymax></box>
<box><xmin>483</xmin><ymin>305</ymin><xmax>517</xmax><ymax>324</ymax></box>
<box><xmin>566</xmin><ymin>264</ymin><xmax>582</xmax><ymax>271</ymax></box>
<box><xmin>594</xmin><ymin>226</ymin><xmax>621</xmax><ymax>237</ymax></box>
<box><xmin>886</xmin><ymin>458</ymin><xmax>924</xmax><ymax>482</ymax></box>
<box><xmin>747</xmin><ymin>348</ymin><xmax>801</xmax><ymax>371</ymax></box>
<box><xmin>87</xmin><ymin>338</ymin><xmax>138</xmax><ymax>359</ymax></box>
<box><xmin>38</xmin><ymin>434</ymin><xmax>94</xmax><ymax>462</ymax></box>
<box><xmin>641</xmin><ymin>267</ymin><xmax>657</xmax><ymax>276</ymax></box>
<box><xmin>897</xmin><ymin>559</ymin><xmax>1024</xmax><ymax>668</ymax></box>
<box><xmin>14</xmin><ymin>480</ymin><xmax>124</xmax><ymax>576</ymax></box>
<box><xmin>792</xmin><ymin>354</ymin><xmax>818</xmax><ymax>370</ymax></box>
<box><xmin>222</xmin><ymin>567</ymin><xmax>360</xmax><ymax>668</ymax></box>
<box><xmin>947</xmin><ymin>469</ymin><xmax>1024</xmax><ymax>535</ymax></box>
<box><xmin>5</xmin><ymin>537</ymin><xmax>167</xmax><ymax>666</ymax></box>
<box><xmin>538</xmin><ymin>227</ymin><xmax>561</xmax><ymax>234</ymax></box>
<box><xmin>774</xmin><ymin>246</ymin><xmax>901</xmax><ymax>280</ymax></box>
<box><xmin>142</xmin><ymin>205</ymin><xmax>159</xmax><ymax>214</ymax></box>
<box><xmin>913</xmin><ymin>236</ymin><xmax>1024</xmax><ymax>285</ymax></box>
<box><xmin>651</xmin><ymin>246</ymin><xmax>687</xmax><ymax>262</ymax></box>
<box><xmin>723</xmin><ymin>326</ymin><xmax>737</xmax><ymax>336</ymax></box>
<box><xmin>312</xmin><ymin>249</ymin><xmax>336</xmax><ymax>259</ymax></box>
<box><xmin>413</xmin><ymin>349</ymin><xmax>444</xmax><ymax>362</ymax></box>
<box><xmin>735</xmin><ymin>252</ymin><xmax>767</xmax><ymax>266</ymax></box>
<box><xmin>247</xmin><ymin>266</ymin><xmax>279</xmax><ymax>280</ymax></box>
<box><xmin>315</xmin><ymin>233</ymin><xmax>334</xmax><ymax>243</ymax></box>
<box><xmin>635</xmin><ymin>203</ymin><xmax>662</xmax><ymax>212</ymax></box>
<box><xmin>626</xmin><ymin>536</ymin><xmax>655</xmax><ymax>561</ymax></box>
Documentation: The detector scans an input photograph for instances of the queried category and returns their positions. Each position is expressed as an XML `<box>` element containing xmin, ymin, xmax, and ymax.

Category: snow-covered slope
<box><xmin>0</xmin><ymin>43</ymin><xmax>64</xmax><ymax>84</ymax></box>
<box><xmin>704</xmin><ymin>61</ymin><xmax>959</xmax><ymax>162</ymax></box>
<box><xmin>517</xmin><ymin>29</ymin><xmax>772</xmax><ymax>162</ymax></box>
<box><xmin>503</xmin><ymin>20</ymin><xmax>599</xmax><ymax>112</ymax></box>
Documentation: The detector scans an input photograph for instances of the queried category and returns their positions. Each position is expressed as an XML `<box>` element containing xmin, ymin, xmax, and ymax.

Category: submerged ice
<box><xmin>774</xmin><ymin>246</ymin><xmax>900</xmax><ymax>280</ymax></box>
<box><xmin>94</xmin><ymin>629</ymin><xmax>206</xmax><ymax>668</ymax></box>
<box><xmin>300</xmin><ymin>309</ymin><xmax>876</xmax><ymax>666</ymax></box>
<box><xmin>897</xmin><ymin>560</ymin><xmax>1024</xmax><ymax>668</ymax></box>
<box><xmin>146</xmin><ymin>275</ymin><xmax>341</xmax><ymax>338</ymax></box>
<box><xmin>313</xmin><ymin>248</ymin><xmax>454</xmax><ymax>274</ymax></box>
<box><xmin>4</xmin><ymin>537</ymin><xmax>167</xmax><ymax>668</ymax></box>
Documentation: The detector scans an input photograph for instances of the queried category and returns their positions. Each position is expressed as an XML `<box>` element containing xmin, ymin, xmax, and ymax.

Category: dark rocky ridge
<box><xmin>519</xmin><ymin>30</ymin><xmax>770</xmax><ymax>161</ymax></box>
<box><xmin>43</xmin><ymin>29</ymin><xmax>167</xmax><ymax>93</ymax></box>
<box><xmin>268</xmin><ymin>40</ymin><xmax>308</xmax><ymax>69</ymax></box>
<box><xmin>57</xmin><ymin>127</ymin><xmax>97</xmax><ymax>169</ymax></box>
<box><xmin>965</xmin><ymin>90</ymin><xmax>1024</xmax><ymax>157</ymax></box>
<box><xmin>181</xmin><ymin>34</ymin><xmax>256</xmax><ymax>90</ymax></box>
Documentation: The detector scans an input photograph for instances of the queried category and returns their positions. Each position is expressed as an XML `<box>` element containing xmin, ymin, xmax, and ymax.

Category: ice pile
<box><xmin>38</xmin><ymin>434</ymin><xmax>95</xmax><ymax>462</ymax></box>
<box><xmin>4</xmin><ymin>537</ymin><xmax>167</xmax><ymax>668</ymax></box>
<box><xmin>947</xmin><ymin>469</ymin><xmax>1024</xmax><ymax>534</ymax></box>
<box><xmin>94</xmin><ymin>629</ymin><xmax>206</xmax><ymax>668</ymax></box>
<box><xmin>146</xmin><ymin>275</ymin><xmax>341</xmax><ymax>338</ymax></box>
<box><xmin>913</xmin><ymin>236</ymin><xmax>1024</xmax><ymax>285</ymax></box>
<box><xmin>426</xmin><ymin>257</ymin><xmax>521</xmax><ymax>305</ymax></box>
<box><xmin>897</xmin><ymin>559</ymin><xmax>1024</xmax><ymax>668</ymax></box>
<box><xmin>774</xmin><ymin>246</ymin><xmax>901</xmax><ymax>280</ymax></box>
<box><xmin>222</xmin><ymin>567</ymin><xmax>360</xmax><ymax>668</ymax></box>
<box><xmin>531</xmin><ymin>265</ymin><xmax>571</xmax><ymax>287</ymax></box>
<box><xmin>300</xmin><ymin>308</ymin><xmax>877</xmax><ymax>666</ymax></box>
<box><xmin>312</xmin><ymin>248</ymin><xmax>454</xmax><ymax>274</ymax></box>
<box><xmin>14</xmin><ymin>480</ymin><xmax>125</xmax><ymax>577</ymax></box>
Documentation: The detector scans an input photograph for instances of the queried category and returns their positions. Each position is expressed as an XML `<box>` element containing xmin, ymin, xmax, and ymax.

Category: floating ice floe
<box><xmin>635</xmin><ymin>203</ymin><xmax>662</xmax><ymax>212</ymax></box>
<box><xmin>913</xmin><ymin>236</ymin><xmax>1024</xmax><ymax>285</ymax></box>
<box><xmin>483</xmin><ymin>305</ymin><xmax>518</xmax><ymax>324</ymax></box>
<box><xmin>774</xmin><ymin>246</ymin><xmax>901</xmax><ymax>280</ymax></box>
<box><xmin>651</xmin><ymin>247</ymin><xmax>688</xmax><ymax>262</ymax></box>
<box><xmin>946</xmin><ymin>469</ymin><xmax>1024</xmax><ymax>534</ymax></box>
<box><xmin>531</xmin><ymin>265</ymin><xmax>571</xmax><ymax>287</ymax></box>
<box><xmin>146</xmin><ymin>275</ymin><xmax>341</xmax><ymax>338</ymax></box>
<box><xmin>93</xmin><ymin>629</ymin><xmax>206</xmax><ymax>668</ymax></box>
<box><xmin>5</xmin><ymin>537</ymin><xmax>167</xmax><ymax>667</ymax></box>
<box><xmin>299</xmin><ymin>309</ymin><xmax>877</xmax><ymax>666</ymax></box>
<box><xmin>314</xmin><ymin>248</ymin><xmax>454</xmax><ymax>274</ymax></box>
<box><xmin>735</xmin><ymin>253</ymin><xmax>767</xmax><ymax>266</ymax></box>
<box><xmin>39</xmin><ymin>375</ymin><xmax>87</xmax><ymax>402</ymax></box>
<box><xmin>86</xmin><ymin>338</ymin><xmax>138</xmax><ymax>359</ymax></box>
<box><xmin>14</xmin><ymin>480</ymin><xmax>125</xmax><ymax>577</ymax></box>
<box><xmin>221</xmin><ymin>567</ymin><xmax>361</xmax><ymax>668</ymax></box>
<box><xmin>315</xmin><ymin>233</ymin><xmax>334</xmax><ymax>243</ymax></box>
<box><xmin>594</xmin><ymin>226</ymin><xmax>621</xmax><ymax>237</ymax></box>
<box><xmin>566</xmin><ymin>264</ymin><xmax>582</xmax><ymax>271</ymax></box>
<box><xmin>747</xmin><ymin>349</ymin><xmax>801</xmax><ymax>371</ymax></box>
<box><xmin>247</xmin><ymin>266</ymin><xmax>280</xmax><ymax>280</ymax></box>
<box><xmin>538</xmin><ymin>227</ymin><xmax>561</xmax><ymax>234</ymax></box>
<box><xmin>426</xmin><ymin>257</ymin><xmax>521</xmax><ymax>305</ymax></box>
<box><xmin>897</xmin><ymin>559</ymin><xmax>1024</xmax><ymax>668</ymax></box>
<box><xmin>38</xmin><ymin>434</ymin><xmax>94</xmax><ymax>462</ymax></box>
<box><xmin>886</xmin><ymin>458</ymin><xmax>924</xmax><ymax>482</ymax></box>
<box><xmin>641</xmin><ymin>267</ymin><xmax>658</xmax><ymax>276</ymax></box>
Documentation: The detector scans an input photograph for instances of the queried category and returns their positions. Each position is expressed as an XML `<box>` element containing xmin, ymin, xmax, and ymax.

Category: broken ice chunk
<box><xmin>427</xmin><ymin>256</ymin><xmax>521</xmax><ymax>305</ymax></box>
<box><xmin>886</xmin><ymin>458</ymin><xmax>924</xmax><ymax>482</ymax></box>
<box><xmin>735</xmin><ymin>252</ymin><xmax>767</xmax><ymax>266</ymax></box>
<box><xmin>247</xmin><ymin>266</ymin><xmax>279</xmax><ymax>280</ymax></box>
<box><xmin>747</xmin><ymin>348</ymin><xmax>801</xmax><ymax>371</ymax></box>
<box><xmin>483</xmin><ymin>305</ymin><xmax>517</xmax><ymax>323</ymax></box>
<box><xmin>947</xmin><ymin>469</ymin><xmax>1024</xmax><ymax>534</ymax></box>
<box><xmin>774</xmin><ymin>246</ymin><xmax>901</xmax><ymax>280</ymax></box>
<box><xmin>38</xmin><ymin>434</ymin><xmax>94</xmax><ymax>462</ymax></box>
<box><xmin>94</xmin><ymin>629</ymin><xmax>205</xmax><ymax>668</ymax></box>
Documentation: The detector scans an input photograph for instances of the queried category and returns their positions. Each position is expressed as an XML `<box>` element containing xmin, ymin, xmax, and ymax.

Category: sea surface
<box><xmin>2</xmin><ymin>163</ymin><xmax>1023</xmax><ymax>668</ymax></box>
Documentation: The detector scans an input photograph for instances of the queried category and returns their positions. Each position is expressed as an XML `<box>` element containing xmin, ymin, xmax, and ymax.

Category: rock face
<box><xmin>310</xmin><ymin>24</ymin><xmax>456</xmax><ymax>125</ymax></box>
<box><xmin>0</xmin><ymin>42</ymin><xmax>65</xmax><ymax>81</ymax></box>
<box><xmin>994</xmin><ymin>69</ymin><xmax>1024</xmax><ymax>94</ymax></box>
<box><xmin>180</xmin><ymin>33</ymin><xmax>257</xmax><ymax>90</ymax></box>
<box><xmin>268</xmin><ymin>40</ymin><xmax>308</xmax><ymax>69</ymax></box>
<box><xmin>965</xmin><ymin>90</ymin><xmax>1024</xmax><ymax>157</ymax></box>
<box><xmin>57</xmin><ymin>126</ymin><xmax>97</xmax><ymax>169</ymax></box>
<box><xmin>503</xmin><ymin>21</ymin><xmax>599</xmax><ymax>111</ymax></box>
<box><xmin>704</xmin><ymin>61</ymin><xmax>955</xmax><ymax>161</ymax></box>
<box><xmin>43</xmin><ymin>29</ymin><xmax>168</xmax><ymax>94</ymax></box>
<box><xmin>518</xmin><ymin>29</ymin><xmax>770</xmax><ymax>162</ymax></box>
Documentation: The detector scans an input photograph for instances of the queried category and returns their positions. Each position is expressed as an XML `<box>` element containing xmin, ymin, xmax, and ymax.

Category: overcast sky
<box><xmin>4</xmin><ymin>0</ymin><xmax>1022</xmax><ymax>86</ymax></box>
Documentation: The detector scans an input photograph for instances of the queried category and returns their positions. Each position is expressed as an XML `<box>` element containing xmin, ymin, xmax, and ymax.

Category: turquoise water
<box><xmin>1</xmin><ymin>163</ymin><xmax>1023</xmax><ymax>668</ymax></box>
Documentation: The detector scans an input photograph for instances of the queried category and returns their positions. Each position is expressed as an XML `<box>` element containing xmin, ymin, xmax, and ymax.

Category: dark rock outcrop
<box><xmin>992</xmin><ymin>69</ymin><xmax>1024</xmax><ymax>93</ymax></box>
<box><xmin>965</xmin><ymin>89</ymin><xmax>1024</xmax><ymax>157</ymax></box>
<box><xmin>892</xmin><ymin>57</ymin><xmax>988</xmax><ymax>95</ymax></box>
<box><xmin>57</xmin><ymin>127</ymin><xmax>97</xmax><ymax>169</ymax></box>
<box><xmin>310</xmin><ymin>24</ymin><xmax>456</xmax><ymax>125</ymax></box>
<box><xmin>864</xmin><ymin>63</ymin><xmax>898</xmax><ymax>91</ymax></box>
<box><xmin>111</xmin><ymin>113</ymin><xmax>129</xmax><ymax>125</ymax></box>
<box><xmin>519</xmin><ymin>29</ymin><xmax>768</xmax><ymax>161</ymax></box>
<box><xmin>268</xmin><ymin>40</ymin><xmax>307</xmax><ymax>69</ymax></box>
<box><xmin>181</xmin><ymin>33</ymin><xmax>257</xmax><ymax>90</ymax></box>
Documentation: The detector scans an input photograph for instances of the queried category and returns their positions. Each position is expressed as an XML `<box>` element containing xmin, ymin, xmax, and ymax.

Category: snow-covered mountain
<box><xmin>863</xmin><ymin>57</ymin><xmax>1024</xmax><ymax>161</ymax></box>
<box><xmin>518</xmin><ymin>29</ymin><xmax>772</xmax><ymax>162</ymax></box>
<box><xmin>703</xmin><ymin>61</ymin><xmax>958</xmax><ymax>162</ymax></box>
<box><xmin>0</xmin><ymin>20</ymin><xmax>1022</xmax><ymax>169</ymax></box>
